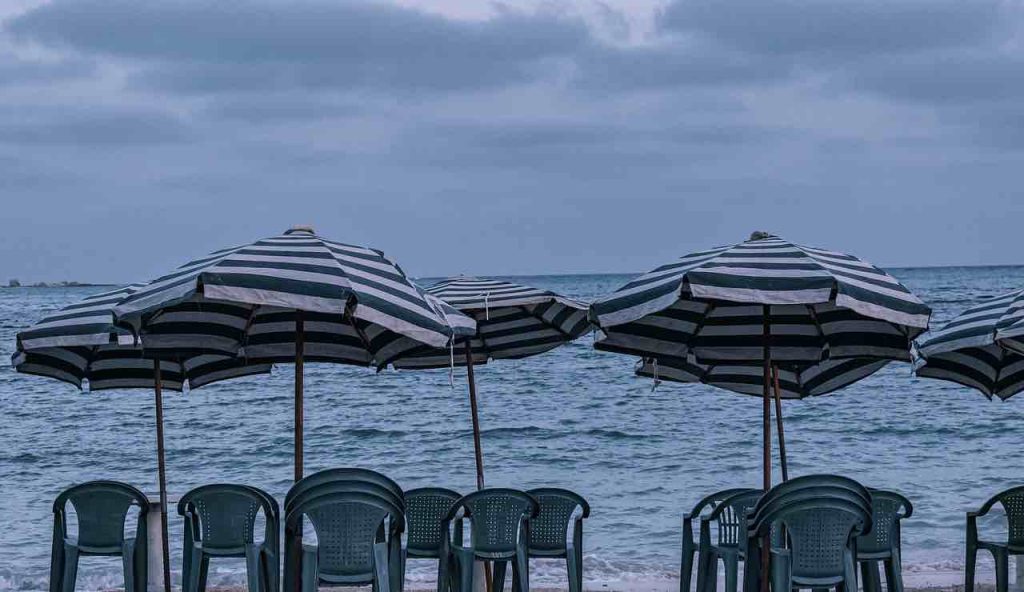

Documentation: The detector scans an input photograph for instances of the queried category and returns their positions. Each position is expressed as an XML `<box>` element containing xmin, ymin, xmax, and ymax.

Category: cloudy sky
<box><xmin>1</xmin><ymin>0</ymin><xmax>1022</xmax><ymax>283</ymax></box>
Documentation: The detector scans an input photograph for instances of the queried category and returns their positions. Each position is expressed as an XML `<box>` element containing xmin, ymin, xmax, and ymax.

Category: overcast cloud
<box><xmin>1</xmin><ymin>0</ymin><xmax>1022</xmax><ymax>284</ymax></box>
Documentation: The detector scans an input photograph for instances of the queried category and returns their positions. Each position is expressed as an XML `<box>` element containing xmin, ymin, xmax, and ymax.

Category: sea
<box><xmin>2</xmin><ymin>267</ymin><xmax>1024</xmax><ymax>591</ymax></box>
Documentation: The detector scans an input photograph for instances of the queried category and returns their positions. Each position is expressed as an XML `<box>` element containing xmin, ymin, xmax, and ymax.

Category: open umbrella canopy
<box><xmin>112</xmin><ymin>227</ymin><xmax>476</xmax><ymax>366</ymax></box>
<box><xmin>384</xmin><ymin>276</ymin><xmax>590</xmax><ymax>369</ymax></box>
<box><xmin>914</xmin><ymin>288</ymin><xmax>1024</xmax><ymax>399</ymax></box>
<box><xmin>13</xmin><ymin>284</ymin><xmax>270</xmax><ymax>390</ymax></box>
<box><xmin>590</xmin><ymin>234</ymin><xmax>931</xmax><ymax>364</ymax></box>
<box><xmin>635</xmin><ymin>356</ymin><xmax>889</xmax><ymax>400</ymax></box>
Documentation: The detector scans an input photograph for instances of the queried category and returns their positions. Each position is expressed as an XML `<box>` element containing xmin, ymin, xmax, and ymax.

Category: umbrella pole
<box><xmin>761</xmin><ymin>306</ymin><xmax>772</xmax><ymax>592</ymax></box>
<box><xmin>153</xmin><ymin>360</ymin><xmax>172</xmax><ymax>592</ymax></box>
<box><xmin>772</xmin><ymin>364</ymin><xmax>789</xmax><ymax>482</ymax></box>
<box><xmin>464</xmin><ymin>341</ymin><xmax>485</xmax><ymax>489</ymax></box>
<box><xmin>295</xmin><ymin>310</ymin><xmax>304</xmax><ymax>482</ymax></box>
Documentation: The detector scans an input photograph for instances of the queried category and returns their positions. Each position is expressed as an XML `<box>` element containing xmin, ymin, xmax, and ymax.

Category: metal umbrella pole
<box><xmin>152</xmin><ymin>360</ymin><xmax>172</xmax><ymax>592</ymax></box>
<box><xmin>772</xmin><ymin>364</ymin><xmax>789</xmax><ymax>482</ymax></box>
<box><xmin>464</xmin><ymin>341</ymin><xmax>486</xmax><ymax>490</ymax></box>
<box><xmin>295</xmin><ymin>310</ymin><xmax>305</xmax><ymax>482</ymax></box>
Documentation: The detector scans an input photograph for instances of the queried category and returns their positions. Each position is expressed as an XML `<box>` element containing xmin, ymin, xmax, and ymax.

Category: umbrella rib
<box><xmin>343</xmin><ymin>303</ymin><xmax>376</xmax><ymax>363</ymax></box>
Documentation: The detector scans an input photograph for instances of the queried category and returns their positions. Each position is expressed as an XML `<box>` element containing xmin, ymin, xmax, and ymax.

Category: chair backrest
<box><xmin>525</xmin><ymin>488</ymin><xmax>590</xmax><ymax>554</ymax></box>
<box><xmin>405</xmin><ymin>487</ymin><xmax>461</xmax><ymax>557</ymax></box>
<box><xmin>750</xmin><ymin>475</ymin><xmax>872</xmax><ymax>583</ymax></box>
<box><xmin>285</xmin><ymin>468</ymin><xmax>403</xmax><ymax>514</ymax></box>
<box><xmin>286</xmin><ymin>491</ymin><xmax>404</xmax><ymax>582</ymax></box>
<box><xmin>178</xmin><ymin>484</ymin><xmax>278</xmax><ymax>551</ymax></box>
<box><xmin>689</xmin><ymin>487</ymin><xmax>759</xmax><ymax>518</ymax></box>
<box><xmin>979</xmin><ymin>486</ymin><xmax>1024</xmax><ymax>546</ymax></box>
<box><xmin>857</xmin><ymin>489</ymin><xmax>912</xmax><ymax>555</ymax></box>
<box><xmin>54</xmin><ymin>481</ymin><xmax>149</xmax><ymax>550</ymax></box>
<box><xmin>447</xmin><ymin>489</ymin><xmax>539</xmax><ymax>556</ymax></box>
<box><xmin>707</xmin><ymin>490</ymin><xmax>762</xmax><ymax>549</ymax></box>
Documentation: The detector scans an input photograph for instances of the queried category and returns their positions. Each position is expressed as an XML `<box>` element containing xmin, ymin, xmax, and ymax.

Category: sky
<box><xmin>1</xmin><ymin>0</ymin><xmax>1023</xmax><ymax>284</ymax></box>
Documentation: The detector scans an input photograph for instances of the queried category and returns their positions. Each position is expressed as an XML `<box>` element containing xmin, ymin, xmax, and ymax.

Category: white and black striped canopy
<box><xmin>13</xmin><ymin>285</ymin><xmax>271</xmax><ymax>390</ymax></box>
<box><xmin>913</xmin><ymin>289</ymin><xmax>1024</xmax><ymax>399</ymax></box>
<box><xmin>385</xmin><ymin>277</ymin><xmax>590</xmax><ymax>369</ymax></box>
<box><xmin>112</xmin><ymin>227</ymin><xmax>476</xmax><ymax>367</ymax></box>
<box><xmin>590</xmin><ymin>234</ymin><xmax>931</xmax><ymax>365</ymax></box>
<box><xmin>635</xmin><ymin>356</ymin><xmax>889</xmax><ymax>400</ymax></box>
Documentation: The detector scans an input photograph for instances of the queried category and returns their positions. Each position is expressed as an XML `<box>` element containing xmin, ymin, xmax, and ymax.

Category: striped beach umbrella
<box><xmin>913</xmin><ymin>289</ymin><xmax>1024</xmax><ymax>399</ymax></box>
<box><xmin>12</xmin><ymin>284</ymin><xmax>272</xmax><ymax>592</ymax></box>
<box><xmin>382</xmin><ymin>276</ymin><xmax>590</xmax><ymax>488</ymax></box>
<box><xmin>635</xmin><ymin>356</ymin><xmax>889</xmax><ymax>400</ymax></box>
<box><xmin>590</xmin><ymin>233</ymin><xmax>931</xmax><ymax>486</ymax></box>
<box><xmin>112</xmin><ymin>226</ymin><xmax>477</xmax><ymax>481</ymax></box>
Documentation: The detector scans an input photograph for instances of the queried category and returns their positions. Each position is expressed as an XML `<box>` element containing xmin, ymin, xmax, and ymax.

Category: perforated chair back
<box><xmin>406</xmin><ymin>488</ymin><xmax>461</xmax><ymax>558</ymax></box>
<box><xmin>708</xmin><ymin>490</ymin><xmax>762</xmax><ymax>551</ymax></box>
<box><xmin>55</xmin><ymin>481</ymin><xmax>149</xmax><ymax>552</ymax></box>
<box><xmin>178</xmin><ymin>484</ymin><xmax>277</xmax><ymax>553</ymax></box>
<box><xmin>857</xmin><ymin>489</ymin><xmax>912</xmax><ymax>556</ymax></box>
<box><xmin>450</xmin><ymin>489</ymin><xmax>539</xmax><ymax>557</ymax></box>
<box><xmin>286</xmin><ymin>491</ymin><xmax>404</xmax><ymax>583</ymax></box>
<box><xmin>285</xmin><ymin>468</ymin><xmax>403</xmax><ymax>514</ymax></box>
<box><xmin>525</xmin><ymin>488</ymin><xmax>589</xmax><ymax>556</ymax></box>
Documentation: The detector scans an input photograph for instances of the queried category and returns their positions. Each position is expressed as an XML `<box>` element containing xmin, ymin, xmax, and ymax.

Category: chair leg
<box><xmin>492</xmin><ymin>561</ymin><xmax>508</xmax><ymax>592</ymax></box>
<box><xmin>682</xmin><ymin>548</ymin><xmax>696</xmax><ymax>592</ymax></box>
<box><xmin>701</xmin><ymin>551</ymin><xmax>719</xmax><ymax>592</ymax></box>
<box><xmin>454</xmin><ymin>550</ymin><xmax>475</xmax><ymax>592</ymax></box>
<box><xmin>994</xmin><ymin>550</ymin><xmax>1009</xmax><ymax>592</ymax></box>
<box><xmin>246</xmin><ymin>545</ymin><xmax>262</xmax><ymax>592</ymax></box>
<box><xmin>198</xmin><ymin>556</ymin><xmax>211</xmax><ymax>592</ymax></box>
<box><xmin>123</xmin><ymin>545</ymin><xmax>136</xmax><ymax>592</ymax></box>
<box><xmin>567</xmin><ymin>553</ymin><xmax>582</xmax><ymax>592</ymax></box>
<box><xmin>514</xmin><ymin>550</ymin><xmax>530</xmax><ymax>592</ymax></box>
<box><xmin>61</xmin><ymin>544</ymin><xmax>79</xmax><ymax>592</ymax></box>
<box><xmin>723</xmin><ymin>554</ymin><xmax>739</xmax><ymax>592</ymax></box>
<box><xmin>964</xmin><ymin>544</ymin><xmax>977</xmax><ymax>592</ymax></box>
<box><xmin>883</xmin><ymin>549</ymin><xmax>904</xmax><ymax>592</ymax></box>
<box><xmin>860</xmin><ymin>560</ymin><xmax>881</xmax><ymax>592</ymax></box>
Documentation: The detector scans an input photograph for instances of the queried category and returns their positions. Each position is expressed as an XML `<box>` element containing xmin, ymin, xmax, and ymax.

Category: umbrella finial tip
<box><xmin>749</xmin><ymin>230</ymin><xmax>773</xmax><ymax>241</ymax></box>
<box><xmin>286</xmin><ymin>225</ymin><xmax>315</xmax><ymax>235</ymax></box>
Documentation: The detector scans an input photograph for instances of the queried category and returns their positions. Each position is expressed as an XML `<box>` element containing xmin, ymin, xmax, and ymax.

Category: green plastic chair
<box><xmin>49</xmin><ymin>481</ymin><xmax>149</xmax><ymax>592</ymax></box>
<box><xmin>857</xmin><ymin>490</ymin><xmax>912</xmax><ymax>592</ymax></box>
<box><xmin>965</xmin><ymin>486</ymin><xmax>1024</xmax><ymax>592</ymax></box>
<box><xmin>178</xmin><ymin>484</ymin><xmax>280</xmax><ymax>592</ymax></box>
<box><xmin>695</xmin><ymin>490</ymin><xmax>763</xmax><ymax>592</ymax></box>
<box><xmin>404</xmin><ymin>488</ymin><xmax>462</xmax><ymax>592</ymax></box>
<box><xmin>681</xmin><ymin>488</ymin><xmax>758</xmax><ymax>592</ymax></box>
<box><xmin>284</xmin><ymin>471</ymin><xmax>406</xmax><ymax>592</ymax></box>
<box><xmin>440</xmin><ymin>488</ymin><xmax>539</xmax><ymax>592</ymax></box>
<box><xmin>491</xmin><ymin>488</ymin><xmax>590</xmax><ymax>592</ymax></box>
<box><xmin>742</xmin><ymin>475</ymin><xmax>873</xmax><ymax>592</ymax></box>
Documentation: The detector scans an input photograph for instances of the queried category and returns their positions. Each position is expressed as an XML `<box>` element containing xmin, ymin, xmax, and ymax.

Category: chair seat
<box><xmin>977</xmin><ymin>541</ymin><xmax>1024</xmax><ymax>554</ymax></box>
<box><xmin>452</xmin><ymin>544</ymin><xmax>517</xmax><ymax>561</ymax></box>
<box><xmin>68</xmin><ymin>537</ymin><xmax>132</xmax><ymax>556</ymax></box>
<box><xmin>195</xmin><ymin>542</ymin><xmax>250</xmax><ymax>557</ymax></box>
<box><xmin>857</xmin><ymin>550</ymin><xmax>894</xmax><ymax>561</ymax></box>
<box><xmin>527</xmin><ymin>548</ymin><xmax>567</xmax><ymax>558</ymax></box>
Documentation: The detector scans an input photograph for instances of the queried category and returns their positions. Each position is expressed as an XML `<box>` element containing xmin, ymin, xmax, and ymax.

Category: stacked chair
<box><xmin>857</xmin><ymin>490</ymin><xmax>912</xmax><ymax>592</ymax></box>
<box><xmin>742</xmin><ymin>475</ymin><xmax>873</xmax><ymax>592</ymax></box>
<box><xmin>178</xmin><ymin>484</ymin><xmax>280</xmax><ymax>592</ymax></box>
<box><xmin>965</xmin><ymin>486</ymin><xmax>1024</xmax><ymax>592</ymax></box>
<box><xmin>284</xmin><ymin>468</ymin><xmax>406</xmax><ymax>592</ymax></box>
<box><xmin>49</xmin><ymin>481</ymin><xmax>150</xmax><ymax>592</ymax></box>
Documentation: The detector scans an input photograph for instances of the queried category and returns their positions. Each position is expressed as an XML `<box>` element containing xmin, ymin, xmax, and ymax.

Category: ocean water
<box><xmin>2</xmin><ymin>267</ymin><xmax>1024</xmax><ymax>591</ymax></box>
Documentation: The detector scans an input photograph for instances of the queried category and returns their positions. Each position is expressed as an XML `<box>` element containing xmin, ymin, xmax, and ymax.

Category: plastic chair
<box><xmin>857</xmin><ymin>490</ymin><xmax>912</xmax><ymax>592</ymax></box>
<box><xmin>493</xmin><ymin>488</ymin><xmax>590</xmax><ymax>592</ymax></box>
<box><xmin>681</xmin><ymin>488</ymin><xmax>759</xmax><ymax>592</ymax></box>
<box><xmin>285</xmin><ymin>468</ymin><xmax>404</xmax><ymax>515</ymax></box>
<box><xmin>49</xmin><ymin>481</ymin><xmax>149</xmax><ymax>592</ymax></box>
<box><xmin>965</xmin><ymin>486</ymin><xmax>1024</xmax><ymax>592</ymax></box>
<box><xmin>284</xmin><ymin>470</ymin><xmax>406</xmax><ymax>592</ymax></box>
<box><xmin>696</xmin><ymin>490</ymin><xmax>763</xmax><ymax>592</ymax></box>
<box><xmin>405</xmin><ymin>488</ymin><xmax>462</xmax><ymax>592</ymax></box>
<box><xmin>742</xmin><ymin>475</ymin><xmax>872</xmax><ymax>592</ymax></box>
<box><xmin>178</xmin><ymin>484</ymin><xmax>280</xmax><ymax>592</ymax></box>
<box><xmin>440</xmin><ymin>488</ymin><xmax>539</xmax><ymax>592</ymax></box>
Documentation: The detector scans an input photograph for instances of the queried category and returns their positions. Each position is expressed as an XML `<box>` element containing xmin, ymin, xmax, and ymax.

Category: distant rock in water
<box><xmin>3</xmin><ymin>280</ymin><xmax>109</xmax><ymax>288</ymax></box>
<box><xmin>7</xmin><ymin>279</ymin><xmax>19</xmax><ymax>287</ymax></box>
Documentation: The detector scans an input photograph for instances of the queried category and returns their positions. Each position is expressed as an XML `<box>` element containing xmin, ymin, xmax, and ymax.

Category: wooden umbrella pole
<box><xmin>464</xmin><ymin>341</ymin><xmax>485</xmax><ymax>490</ymax></box>
<box><xmin>153</xmin><ymin>360</ymin><xmax>172</xmax><ymax>592</ymax></box>
<box><xmin>772</xmin><ymin>364</ymin><xmax>789</xmax><ymax>482</ymax></box>
<box><xmin>295</xmin><ymin>310</ymin><xmax>305</xmax><ymax>483</ymax></box>
<box><xmin>760</xmin><ymin>306</ymin><xmax>772</xmax><ymax>592</ymax></box>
